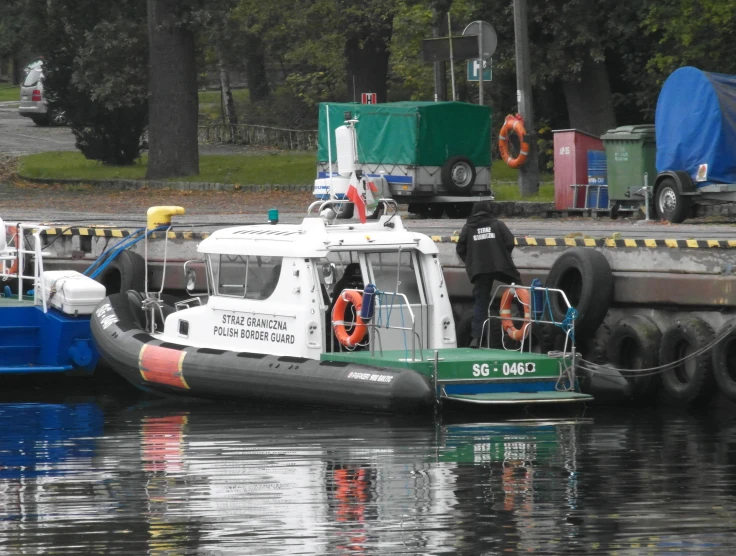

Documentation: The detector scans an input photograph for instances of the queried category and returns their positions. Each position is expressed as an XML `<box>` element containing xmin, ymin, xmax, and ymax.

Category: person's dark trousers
<box><xmin>471</xmin><ymin>273</ymin><xmax>494</xmax><ymax>342</ymax></box>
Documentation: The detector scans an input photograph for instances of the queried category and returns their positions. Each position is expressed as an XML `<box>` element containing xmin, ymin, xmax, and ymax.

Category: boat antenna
<box><xmin>326</xmin><ymin>105</ymin><xmax>333</xmax><ymax>200</ymax></box>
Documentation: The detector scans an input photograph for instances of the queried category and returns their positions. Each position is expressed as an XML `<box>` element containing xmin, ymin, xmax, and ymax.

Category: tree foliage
<box><xmin>26</xmin><ymin>0</ymin><xmax>148</xmax><ymax>165</ymax></box>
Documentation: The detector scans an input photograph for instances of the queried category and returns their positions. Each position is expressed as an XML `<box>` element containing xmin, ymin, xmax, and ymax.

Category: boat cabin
<box><xmin>159</xmin><ymin>213</ymin><xmax>457</xmax><ymax>359</ymax></box>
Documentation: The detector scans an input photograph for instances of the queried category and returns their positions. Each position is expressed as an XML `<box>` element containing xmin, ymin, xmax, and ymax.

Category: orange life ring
<box><xmin>499</xmin><ymin>288</ymin><xmax>532</xmax><ymax>341</ymax></box>
<box><xmin>498</xmin><ymin>114</ymin><xmax>530</xmax><ymax>169</ymax></box>
<box><xmin>5</xmin><ymin>225</ymin><xmax>18</xmax><ymax>276</ymax></box>
<box><xmin>332</xmin><ymin>289</ymin><xmax>367</xmax><ymax>348</ymax></box>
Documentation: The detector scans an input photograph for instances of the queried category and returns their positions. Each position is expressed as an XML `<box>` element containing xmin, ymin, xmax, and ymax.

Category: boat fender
<box><xmin>332</xmin><ymin>290</ymin><xmax>367</xmax><ymax>348</ymax></box>
<box><xmin>530</xmin><ymin>278</ymin><xmax>544</xmax><ymax>320</ymax></box>
<box><xmin>68</xmin><ymin>338</ymin><xmax>96</xmax><ymax>369</ymax></box>
<box><xmin>360</xmin><ymin>284</ymin><xmax>377</xmax><ymax>321</ymax></box>
<box><xmin>711</xmin><ymin>319</ymin><xmax>736</xmax><ymax>403</ymax></box>
<box><xmin>500</xmin><ymin>287</ymin><xmax>531</xmax><ymax>342</ymax></box>
<box><xmin>659</xmin><ymin>317</ymin><xmax>717</xmax><ymax>406</ymax></box>
<box><xmin>95</xmin><ymin>250</ymin><xmax>146</xmax><ymax>295</ymax></box>
<box><xmin>498</xmin><ymin>114</ymin><xmax>530</xmax><ymax>169</ymax></box>
<box><xmin>545</xmin><ymin>248</ymin><xmax>613</xmax><ymax>338</ymax></box>
<box><xmin>607</xmin><ymin>315</ymin><xmax>662</xmax><ymax>401</ymax></box>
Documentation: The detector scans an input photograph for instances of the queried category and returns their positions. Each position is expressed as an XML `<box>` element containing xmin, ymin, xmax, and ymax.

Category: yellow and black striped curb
<box><xmin>431</xmin><ymin>235</ymin><xmax>736</xmax><ymax>249</ymax></box>
<box><xmin>39</xmin><ymin>228</ymin><xmax>736</xmax><ymax>248</ymax></box>
<box><xmin>41</xmin><ymin>227</ymin><xmax>210</xmax><ymax>240</ymax></box>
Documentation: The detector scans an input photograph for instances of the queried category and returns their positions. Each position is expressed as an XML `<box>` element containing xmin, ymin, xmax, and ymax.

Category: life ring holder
<box><xmin>5</xmin><ymin>225</ymin><xmax>19</xmax><ymax>276</ymax></box>
<box><xmin>499</xmin><ymin>287</ymin><xmax>532</xmax><ymax>342</ymax></box>
<box><xmin>498</xmin><ymin>114</ymin><xmax>530</xmax><ymax>169</ymax></box>
<box><xmin>332</xmin><ymin>289</ymin><xmax>367</xmax><ymax>348</ymax></box>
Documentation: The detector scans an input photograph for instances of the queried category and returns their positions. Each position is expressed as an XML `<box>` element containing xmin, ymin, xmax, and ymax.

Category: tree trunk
<box><xmin>146</xmin><ymin>0</ymin><xmax>199</xmax><ymax>179</ymax></box>
<box><xmin>217</xmin><ymin>51</ymin><xmax>238</xmax><ymax>142</ymax></box>
<box><xmin>244</xmin><ymin>34</ymin><xmax>269</xmax><ymax>102</ymax></box>
<box><xmin>344</xmin><ymin>18</ymin><xmax>394</xmax><ymax>103</ymax></box>
<box><xmin>562</xmin><ymin>57</ymin><xmax>617</xmax><ymax>137</ymax></box>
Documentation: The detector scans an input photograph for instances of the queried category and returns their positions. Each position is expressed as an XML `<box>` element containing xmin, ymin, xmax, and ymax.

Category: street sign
<box><xmin>467</xmin><ymin>59</ymin><xmax>492</xmax><ymax>82</ymax></box>
<box><xmin>462</xmin><ymin>21</ymin><xmax>497</xmax><ymax>60</ymax></box>
<box><xmin>361</xmin><ymin>92</ymin><xmax>377</xmax><ymax>104</ymax></box>
<box><xmin>421</xmin><ymin>35</ymin><xmax>479</xmax><ymax>63</ymax></box>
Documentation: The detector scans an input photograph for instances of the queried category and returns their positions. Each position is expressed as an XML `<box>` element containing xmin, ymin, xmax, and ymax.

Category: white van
<box><xmin>18</xmin><ymin>61</ymin><xmax>65</xmax><ymax>126</ymax></box>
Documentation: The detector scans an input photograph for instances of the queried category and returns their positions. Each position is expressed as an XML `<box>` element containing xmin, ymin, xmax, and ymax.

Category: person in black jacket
<box><xmin>456</xmin><ymin>200</ymin><xmax>521</xmax><ymax>348</ymax></box>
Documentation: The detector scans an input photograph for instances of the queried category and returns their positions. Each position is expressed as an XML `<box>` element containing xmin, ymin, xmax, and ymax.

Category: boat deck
<box><xmin>0</xmin><ymin>295</ymin><xmax>36</xmax><ymax>307</ymax></box>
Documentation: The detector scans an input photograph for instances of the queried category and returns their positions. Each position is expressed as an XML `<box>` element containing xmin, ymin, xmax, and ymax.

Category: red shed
<box><xmin>552</xmin><ymin>129</ymin><xmax>604</xmax><ymax>210</ymax></box>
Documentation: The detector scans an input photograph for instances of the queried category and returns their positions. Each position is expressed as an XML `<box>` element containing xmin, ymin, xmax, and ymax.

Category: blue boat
<box><xmin>1</xmin><ymin>219</ymin><xmax>103</xmax><ymax>375</ymax></box>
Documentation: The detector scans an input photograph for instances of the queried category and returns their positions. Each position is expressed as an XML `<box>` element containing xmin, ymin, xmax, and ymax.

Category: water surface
<box><xmin>1</xmin><ymin>380</ymin><xmax>735</xmax><ymax>554</ymax></box>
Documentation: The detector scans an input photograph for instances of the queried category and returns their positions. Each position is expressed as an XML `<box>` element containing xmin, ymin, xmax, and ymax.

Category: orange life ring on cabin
<box><xmin>499</xmin><ymin>288</ymin><xmax>532</xmax><ymax>341</ymax></box>
<box><xmin>332</xmin><ymin>290</ymin><xmax>368</xmax><ymax>348</ymax></box>
<box><xmin>498</xmin><ymin>114</ymin><xmax>530</xmax><ymax>169</ymax></box>
<box><xmin>5</xmin><ymin>225</ymin><xmax>19</xmax><ymax>276</ymax></box>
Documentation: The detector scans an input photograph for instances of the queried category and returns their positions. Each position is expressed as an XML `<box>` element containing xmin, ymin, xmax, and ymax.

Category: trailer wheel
<box><xmin>441</xmin><ymin>156</ymin><xmax>476</xmax><ymax>194</ymax></box>
<box><xmin>655</xmin><ymin>178</ymin><xmax>691</xmax><ymax>223</ymax></box>
<box><xmin>445</xmin><ymin>203</ymin><xmax>472</xmax><ymax>219</ymax></box>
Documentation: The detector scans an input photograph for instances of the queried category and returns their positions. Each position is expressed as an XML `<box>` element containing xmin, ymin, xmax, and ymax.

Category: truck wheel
<box><xmin>655</xmin><ymin>178</ymin><xmax>691</xmax><ymax>223</ymax></box>
<box><xmin>445</xmin><ymin>203</ymin><xmax>472</xmax><ymax>219</ymax></box>
<box><xmin>441</xmin><ymin>156</ymin><xmax>476</xmax><ymax>194</ymax></box>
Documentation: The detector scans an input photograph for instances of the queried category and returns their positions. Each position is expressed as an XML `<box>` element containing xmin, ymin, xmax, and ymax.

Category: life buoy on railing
<box><xmin>332</xmin><ymin>290</ymin><xmax>367</xmax><ymax>348</ymax></box>
<box><xmin>498</xmin><ymin>114</ymin><xmax>530</xmax><ymax>169</ymax></box>
<box><xmin>5</xmin><ymin>225</ymin><xmax>19</xmax><ymax>276</ymax></box>
<box><xmin>499</xmin><ymin>287</ymin><xmax>532</xmax><ymax>341</ymax></box>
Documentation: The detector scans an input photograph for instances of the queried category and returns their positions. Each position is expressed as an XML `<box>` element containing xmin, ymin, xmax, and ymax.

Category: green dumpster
<box><xmin>601</xmin><ymin>125</ymin><xmax>657</xmax><ymax>203</ymax></box>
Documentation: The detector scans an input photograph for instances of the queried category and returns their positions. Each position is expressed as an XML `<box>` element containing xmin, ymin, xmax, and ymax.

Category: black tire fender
<box><xmin>441</xmin><ymin>156</ymin><xmax>476</xmax><ymax>195</ymax></box>
<box><xmin>711</xmin><ymin>319</ymin><xmax>736</xmax><ymax>403</ymax></box>
<box><xmin>545</xmin><ymin>248</ymin><xmax>613</xmax><ymax>337</ymax></box>
<box><xmin>659</xmin><ymin>317</ymin><xmax>717</xmax><ymax>405</ymax></box>
<box><xmin>95</xmin><ymin>250</ymin><xmax>147</xmax><ymax>295</ymax></box>
<box><xmin>607</xmin><ymin>315</ymin><xmax>662</xmax><ymax>400</ymax></box>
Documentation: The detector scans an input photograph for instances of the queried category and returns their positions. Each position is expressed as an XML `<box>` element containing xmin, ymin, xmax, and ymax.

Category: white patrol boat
<box><xmin>91</xmin><ymin>200</ymin><xmax>592</xmax><ymax>413</ymax></box>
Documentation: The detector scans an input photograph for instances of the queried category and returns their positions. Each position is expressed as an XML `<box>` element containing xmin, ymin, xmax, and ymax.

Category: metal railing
<box><xmin>332</xmin><ymin>288</ymin><xmax>424</xmax><ymax>362</ymax></box>
<box><xmin>483</xmin><ymin>283</ymin><xmax>578</xmax><ymax>390</ymax></box>
<box><xmin>197</xmin><ymin>124</ymin><xmax>317</xmax><ymax>150</ymax></box>
<box><xmin>1</xmin><ymin>222</ymin><xmax>53</xmax><ymax>312</ymax></box>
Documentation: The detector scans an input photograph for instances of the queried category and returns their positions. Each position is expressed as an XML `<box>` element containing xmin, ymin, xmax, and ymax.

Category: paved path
<box><xmin>2</xmin><ymin>181</ymin><xmax>736</xmax><ymax>240</ymax></box>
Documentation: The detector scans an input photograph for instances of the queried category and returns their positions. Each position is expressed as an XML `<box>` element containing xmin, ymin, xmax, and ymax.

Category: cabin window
<box><xmin>209</xmin><ymin>254</ymin><xmax>283</xmax><ymax>299</ymax></box>
<box><xmin>366</xmin><ymin>251</ymin><xmax>422</xmax><ymax>304</ymax></box>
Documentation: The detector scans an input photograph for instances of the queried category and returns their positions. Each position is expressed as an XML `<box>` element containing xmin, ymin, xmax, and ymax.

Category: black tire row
<box><xmin>608</xmin><ymin>314</ymin><xmax>736</xmax><ymax>406</ymax></box>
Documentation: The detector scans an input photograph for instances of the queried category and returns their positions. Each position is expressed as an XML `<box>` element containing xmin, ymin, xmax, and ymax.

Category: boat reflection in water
<box><xmin>1</xmin><ymin>401</ymin><xmax>736</xmax><ymax>554</ymax></box>
<box><xmin>94</xmin><ymin>404</ymin><xmax>592</xmax><ymax>555</ymax></box>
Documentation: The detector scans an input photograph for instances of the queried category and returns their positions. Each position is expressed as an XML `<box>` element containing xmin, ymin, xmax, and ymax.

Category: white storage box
<box><xmin>42</xmin><ymin>270</ymin><xmax>107</xmax><ymax>315</ymax></box>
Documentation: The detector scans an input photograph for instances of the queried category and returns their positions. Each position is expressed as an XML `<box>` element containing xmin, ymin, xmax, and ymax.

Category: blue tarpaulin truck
<box><xmin>653</xmin><ymin>66</ymin><xmax>736</xmax><ymax>223</ymax></box>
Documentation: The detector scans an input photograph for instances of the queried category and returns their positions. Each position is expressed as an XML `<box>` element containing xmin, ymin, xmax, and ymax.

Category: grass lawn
<box><xmin>18</xmin><ymin>151</ymin><xmax>552</xmax><ymax>201</ymax></box>
<box><xmin>19</xmin><ymin>151</ymin><xmax>316</xmax><ymax>185</ymax></box>
<box><xmin>0</xmin><ymin>85</ymin><xmax>20</xmax><ymax>102</ymax></box>
<box><xmin>198</xmin><ymin>88</ymin><xmax>251</xmax><ymax>120</ymax></box>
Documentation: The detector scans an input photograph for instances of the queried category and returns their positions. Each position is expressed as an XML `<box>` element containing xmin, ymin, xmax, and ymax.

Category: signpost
<box><xmin>462</xmin><ymin>21</ymin><xmax>497</xmax><ymax>105</ymax></box>
<box><xmin>467</xmin><ymin>59</ymin><xmax>492</xmax><ymax>82</ymax></box>
<box><xmin>361</xmin><ymin>92</ymin><xmax>377</xmax><ymax>104</ymax></box>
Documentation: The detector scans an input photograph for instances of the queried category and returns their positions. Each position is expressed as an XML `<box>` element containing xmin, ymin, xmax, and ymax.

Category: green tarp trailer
<box><xmin>318</xmin><ymin>101</ymin><xmax>491</xmax><ymax>167</ymax></box>
<box><xmin>316</xmin><ymin>102</ymin><xmax>493</xmax><ymax>215</ymax></box>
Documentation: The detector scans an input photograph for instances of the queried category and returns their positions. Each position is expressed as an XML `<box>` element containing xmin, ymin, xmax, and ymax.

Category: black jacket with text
<box><xmin>455</xmin><ymin>203</ymin><xmax>521</xmax><ymax>284</ymax></box>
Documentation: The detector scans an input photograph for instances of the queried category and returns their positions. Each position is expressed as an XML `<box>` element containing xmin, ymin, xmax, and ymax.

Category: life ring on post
<box><xmin>498</xmin><ymin>114</ymin><xmax>530</xmax><ymax>169</ymax></box>
<box><xmin>500</xmin><ymin>288</ymin><xmax>532</xmax><ymax>342</ymax></box>
<box><xmin>332</xmin><ymin>290</ymin><xmax>367</xmax><ymax>348</ymax></box>
<box><xmin>6</xmin><ymin>225</ymin><xmax>19</xmax><ymax>275</ymax></box>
